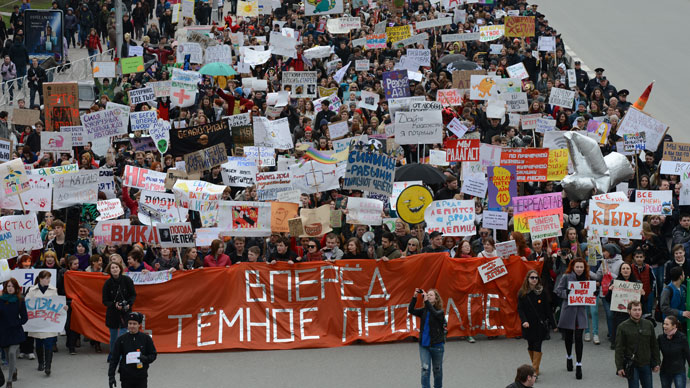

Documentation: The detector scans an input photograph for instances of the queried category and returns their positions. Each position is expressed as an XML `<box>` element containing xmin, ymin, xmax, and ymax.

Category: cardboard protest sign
<box><xmin>483</xmin><ymin>210</ymin><xmax>508</xmax><ymax>230</ymax></box>
<box><xmin>506</xmin><ymin>62</ymin><xmax>529</xmax><ymax>80</ymax></box>
<box><xmin>128</xmin><ymin>86</ymin><xmax>156</xmax><ymax>105</ymax></box>
<box><xmin>121</xmin><ymin>56</ymin><xmax>145</xmax><ymax>74</ymax></box>
<box><xmin>184</xmin><ymin>143</ymin><xmax>228</xmax><ymax>175</ymax></box>
<box><xmin>129</xmin><ymin>137</ymin><xmax>156</xmax><ymax>152</ymax></box>
<box><xmin>270</xmin><ymin>202</ymin><xmax>299</xmax><ymax>233</ymax></box>
<box><xmin>383</xmin><ymin>70</ymin><xmax>411</xmax><ymax>99</ymax></box>
<box><xmin>520</xmin><ymin>113</ymin><xmax>541</xmax><ymax>130</ymax></box>
<box><xmin>500</xmin><ymin>148</ymin><xmax>550</xmax><ymax>182</ymax></box>
<box><xmin>282</xmin><ymin>71</ymin><xmax>317</xmax><ymax>98</ymax></box>
<box><xmin>355</xmin><ymin>59</ymin><xmax>369</xmax><ymax>71</ymax></box>
<box><xmin>204</xmin><ymin>44</ymin><xmax>233</xmax><ymax>64</ymax></box>
<box><xmin>623</xmin><ymin>132</ymin><xmax>646</xmax><ymax>152</ymax></box>
<box><xmin>12</xmin><ymin>109</ymin><xmax>41</xmax><ymax>126</ymax></box>
<box><xmin>460</xmin><ymin>174</ymin><xmax>486</xmax><ymax>197</ymax></box>
<box><xmin>447</xmin><ymin>118</ymin><xmax>468</xmax><ymax>138</ymax></box>
<box><xmin>470</xmin><ymin>75</ymin><xmax>499</xmax><ymax>100</ymax></box>
<box><xmin>217</xmin><ymin>201</ymin><xmax>272</xmax><ymax>237</ymax></box>
<box><xmin>157</xmin><ymin>222</ymin><xmax>195</xmax><ymax>248</ymax></box>
<box><xmin>41</xmin><ymin>132</ymin><xmax>73</xmax><ymax>153</ymax></box>
<box><xmin>244</xmin><ymin>146</ymin><xmax>276</xmax><ymax>167</ymax></box>
<box><xmin>587</xmin><ymin>234</ymin><xmax>603</xmax><ymax>266</ymax></box>
<box><xmin>0</xmin><ymin>138</ymin><xmax>10</xmax><ymax>163</ymax></box>
<box><xmin>588</xmin><ymin>201</ymin><xmax>644</xmax><ymax>239</ymax></box>
<box><xmin>386</xmin><ymin>26</ymin><xmax>411</xmax><ymax>43</ymax></box>
<box><xmin>496</xmin><ymin>240</ymin><xmax>518</xmax><ymax>258</ymax></box>
<box><xmin>424</xmin><ymin>200</ymin><xmax>476</xmax><ymax>236</ymax></box>
<box><xmin>130</xmin><ymin>111</ymin><xmax>158</xmax><ymax>135</ymax></box>
<box><xmin>586</xmin><ymin>120</ymin><xmax>610</xmax><ymax>144</ymax></box>
<box><xmin>123</xmin><ymin>165</ymin><xmax>167</xmax><ymax>192</ymax></box>
<box><xmin>436</xmin><ymin>89</ymin><xmax>463</xmax><ymax>106</ymax></box>
<box><xmin>445</xmin><ymin>139</ymin><xmax>480</xmax><ymax>162</ymax></box>
<box><xmin>43</xmin><ymin>83</ymin><xmax>80</xmax><ymax>132</ymax></box>
<box><xmin>504</xmin><ymin>16</ymin><xmax>535</xmax><ymax>37</ymax></box>
<box><xmin>394</xmin><ymin>110</ymin><xmax>443</xmax><ymax>145</ymax></box>
<box><xmin>635</xmin><ymin>190</ymin><xmax>672</xmax><ymax>215</ymax></box>
<box><xmin>304</xmin><ymin>0</ymin><xmax>343</xmax><ymax>15</ymax></box>
<box><xmin>0</xmin><ymin>214</ymin><xmax>41</xmax><ymax>251</ymax></box>
<box><xmin>328</xmin><ymin>121</ymin><xmax>349</xmax><ymax>139</ymax></box>
<box><xmin>93</xmin><ymin>61</ymin><xmax>116</xmax><ymax>78</ymax></box>
<box><xmin>478</xmin><ymin>258</ymin><xmax>508</xmax><ymax>283</ymax></box>
<box><xmin>256</xmin><ymin>172</ymin><xmax>293</xmax><ymax>201</ymax></box>
<box><xmin>52</xmin><ymin>170</ymin><xmax>99</xmax><ymax>208</ymax></box>
<box><xmin>365</xmin><ymin>33</ymin><xmax>387</xmax><ymax>49</ymax></box>
<box><xmin>150</xmin><ymin>81</ymin><xmax>171</xmax><ymax>98</ymax></box>
<box><xmin>407</xmin><ymin>49</ymin><xmax>431</xmax><ymax>67</ymax></box>
<box><xmin>528</xmin><ymin>214</ymin><xmax>562</xmax><ymax>240</ymax></box>
<box><xmin>358</xmin><ymin>90</ymin><xmax>380</xmax><ymax>111</ymax></box>
<box><xmin>299</xmin><ymin>205</ymin><xmax>332</xmax><ymax>237</ymax></box>
<box><xmin>289</xmin><ymin>161</ymin><xmax>340</xmax><ymax>194</ymax></box>
<box><xmin>535</xmin><ymin>118</ymin><xmax>556</xmax><ymax>134</ymax></box>
<box><xmin>0</xmin><ymin>173</ymin><xmax>52</xmax><ymax>212</ymax></box>
<box><xmin>617</xmin><ymin>107</ymin><xmax>668</xmax><ymax>152</ymax></box>
<box><xmin>176</xmin><ymin>42</ymin><xmax>203</xmax><ymax>63</ymax></box>
<box><xmin>253</xmin><ymin>117</ymin><xmax>294</xmax><ymax>150</ymax></box>
<box><xmin>110</xmin><ymin>224</ymin><xmax>160</xmax><ymax>245</ymax></box>
<box><xmin>195</xmin><ymin>227</ymin><xmax>221</xmax><ymax>247</ymax></box>
<box><xmin>547</xmin><ymin>148</ymin><xmax>569</xmax><ymax>181</ymax></box>
<box><xmin>514</xmin><ymin>192</ymin><xmax>563</xmax><ymax>214</ymax></box>
<box><xmin>23</xmin><ymin>295</ymin><xmax>67</xmax><ymax>333</ymax></box>
<box><xmin>415</xmin><ymin>17</ymin><xmax>452</xmax><ymax>30</ymax></box>
<box><xmin>479</xmin><ymin>25</ymin><xmax>504</xmax><ymax>42</ymax></box>
<box><xmin>610</xmin><ymin>280</ymin><xmax>643</xmax><ymax>312</ymax></box>
<box><xmin>537</xmin><ymin>36</ymin><xmax>556</xmax><ymax>51</ymax></box>
<box><xmin>502</xmin><ymin>92</ymin><xmax>529</xmax><ymax>112</ymax></box>
<box><xmin>170</xmin><ymin>120</ymin><xmax>233</xmax><ymax>156</ymax></box>
<box><xmin>60</xmin><ymin>125</ymin><xmax>87</xmax><ymax>147</ymax></box>
<box><xmin>346</xmin><ymin>197</ymin><xmax>384</xmax><ymax>226</ymax></box>
<box><xmin>548</xmin><ymin>88</ymin><xmax>576</xmax><ymax>109</ymax></box>
<box><xmin>663</xmin><ymin>142</ymin><xmax>690</xmax><ymax>162</ymax></box>
<box><xmin>221</xmin><ymin>157</ymin><xmax>257</xmax><ymax>187</ymax></box>
<box><xmin>138</xmin><ymin>190</ymin><xmax>187</xmax><ymax>225</ymax></box>
<box><xmin>170</xmin><ymin>81</ymin><xmax>198</xmax><ymax>108</ymax></box>
<box><xmin>82</xmin><ymin>108</ymin><xmax>129</xmax><ymax>140</ymax></box>
<box><xmin>343</xmin><ymin>150</ymin><xmax>396</xmax><ymax>196</ymax></box>
<box><xmin>442</xmin><ymin>32</ymin><xmax>480</xmax><ymax>43</ymax></box>
<box><xmin>487</xmin><ymin>166</ymin><xmax>517</xmax><ymax>209</ymax></box>
<box><xmin>96</xmin><ymin>199</ymin><xmax>124</xmax><ymax>221</ymax></box>
<box><xmin>568</xmin><ymin>281</ymin><xmax>597</xmax><ymax>306</ymax></box>
<box><xmin>149</xmin><ymin>119</ymin><xmax>171</xmax><ymax>154</ymax></box>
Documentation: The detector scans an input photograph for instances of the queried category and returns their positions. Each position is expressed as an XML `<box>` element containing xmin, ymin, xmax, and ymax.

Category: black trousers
<box><xmin>121</xmin><ymin>379</ymin><xmax>147</xmax><ymax>388</ymax></box>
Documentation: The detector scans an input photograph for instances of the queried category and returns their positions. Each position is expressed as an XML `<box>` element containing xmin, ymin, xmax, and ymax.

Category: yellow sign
<box><xmin>396</xmin><ymin>185</ymin><xmax>433</xmax><ymax>225</ymax></box>
<box><xmin>547</xmin><ymin>148</ymin><xmax>569</xmax><ymax>181</ymax></box>
<box><xmin>386</xmin><ymin>26</ymin><xmax>411</xmax><ymax>43</ymax></box>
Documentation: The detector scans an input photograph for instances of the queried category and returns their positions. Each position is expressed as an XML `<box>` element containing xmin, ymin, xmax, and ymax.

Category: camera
<box><xmin>416</xmin><ymin>289</ymin><xmax>424</xmax><ymax>294</ymax></box>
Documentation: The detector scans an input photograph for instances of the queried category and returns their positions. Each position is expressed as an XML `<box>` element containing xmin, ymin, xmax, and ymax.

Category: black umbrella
<box><xmin>439</xmin><ymin>54</ymin><xmax>467</xmax><ymax>65</ymax></box>
<box><xmin>395</xmin><ymin>163</ymin><xmax>447</xmax><ymax>185</ymax></box>
<box><xmin>447</xmin><ymin>60</ymin><xmax>481</xmax><ymax>71</ymax></box>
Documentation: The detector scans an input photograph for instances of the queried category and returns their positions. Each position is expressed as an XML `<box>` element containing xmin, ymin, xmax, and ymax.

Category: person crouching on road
<box><xmin>409</xmin><ymin>288</ymin><xmax>446</xmax><ymax>388</ymax></box>
<box><xmin>108</xmin><ymin>312</ymin><xmax>157</xmax><ymax>388</ymax></box>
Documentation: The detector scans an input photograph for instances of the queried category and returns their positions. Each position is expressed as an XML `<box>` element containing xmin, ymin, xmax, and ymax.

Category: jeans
<box><xmin>29</xmin><ymin>85</ymin><xmax>42</xmax><ymax>107</ymax></box>
<box><xmin>109</xmin><ymin>328</ymin><xmax>127</xmax><ymax>361</ymax></box>
<box><xmin>660</xmin><ymin>372</ymin><xmax>686</xmax><ymax>388</ymax></box>
<box><xmin>35</xmin><ymin>336</ymin><xmax>57</xmax><ymax>351</ymax></box>
<box><xmin>2</xmin><ymin>81</ymin><xmax>14</xmax><ymax>100</ymax></box>
<box><xmin>15</xmin><ymin>66</ymin><xmax>25</xmax><ymax>90</ymax></box>
<box><xmin>585</xmin><ymin>298</ymin><xmax>599</xmax><ymax>335</ymax></box>
<box><xmin>79</xmin><ymin>27</ymin><xmax>88</xmax><ymax>46</ymax></box>
<box><xmin>420</xmin><ymin>343</ymin><xmax>444</xmax><ymax>388</ymax></box>
<box><xmin>602</xmin><ymin>298</ymin><xmax>614</xmax><ymax>339</ymax></box>
<box><xmin>628</xmin><ymin>365</ymin><xmax>653</xmax><ymax>388</ymax></box>
<box><xmin>653</xmin><ymin>265</ymin><xmax>665</xmax><ymax>301</ymax></box>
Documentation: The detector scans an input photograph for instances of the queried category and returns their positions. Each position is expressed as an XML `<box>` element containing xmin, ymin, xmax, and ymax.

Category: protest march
<box><xmin>0</xmin><ymin>0</ymin><xmax>687</xmax><ymax>386</ymax></box>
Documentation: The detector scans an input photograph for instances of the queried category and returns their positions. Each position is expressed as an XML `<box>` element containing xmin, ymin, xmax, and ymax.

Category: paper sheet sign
<box><xmin>478</xmin><ymin>258</ymin><xmax>508</xmax><ymax>283</ymax></box>
<box><xmin>610</xmin><ymin>280</ymin><xmax>643</xmax><ymax>312</ymax></box>
<box><xmin>567</xmin><ymin>281</ymin><xmax>597</xmax><ymax>306</ymax></box>
<box><xmin>527</xmin><ymin>214</ymin><xmax>562</xmax><ymax>240</ymax></box>
<box><xmin>23</xmin><ymin>295</ymin><xmax>68</xmax><ymax>332</ymax></box>
<box><xmin>635</xmin><ymin>190</ymin><xmax>672</xmax><ymax>215</ymax></box>
<box><xmin>495</xmin><ymin>240</ymin><xmax>518</xmax><ymax>258</ymax></box>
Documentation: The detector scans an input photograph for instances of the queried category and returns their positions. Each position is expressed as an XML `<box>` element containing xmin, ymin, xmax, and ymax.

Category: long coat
<box><xmin>0</xmin><ymin>296</ymin><xmax>28</xmax><ymax>347</ymax></box>
<box><xmin>555</xmin><ymin>272</ymin><xmax>589</xmax><ymax>330</ymax></box>
<box><xmin>102</xmin><ymin>275</ymin><xmax>136</xmax><ymax>329</ymax></box>
<box><xmin>517</xmin><ymin>288</ymin><xmax>554</xmax><ymax>342</ymax></box>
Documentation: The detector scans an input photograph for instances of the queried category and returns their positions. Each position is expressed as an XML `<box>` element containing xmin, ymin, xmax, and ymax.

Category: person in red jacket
<box><xmin>86</xmin><ymin>28</ymin><xmax>102</xmax><ymax>59</ymax></box>
<box><xmin>145</xmin><ymin>39</ymin><xmax>175</xmax><ymax>65</ymax></box>
<box><xmin>203</xmin><ymin>239</ymin><xmax>231</xmax><ymax>267</ymax></box>
<box><xmin>632</xmin><ymin>249</ymin><xmax>655</xmax><ymax>314</ymax></box>
<box><xmin>217</xmin><ymin>87</ymin><xmax>254</xmax><ymax>115</ymax></box>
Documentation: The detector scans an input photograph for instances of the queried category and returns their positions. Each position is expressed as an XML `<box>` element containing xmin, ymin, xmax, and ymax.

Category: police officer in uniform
<box><xmin>586</xmin><ymin>67</ymin><xmax>605</xmax><ymax>96</ymax></box>
<box><xmin>617</xmin><ymin>89</ymin><xmax>632</xmax><ymax>113</ymax></box>
<box><xmin>108</xmin><ymin>312</ymin><xmax>157</xmax><ymax>388</ymax></box>
<box><xmin>573</xmin><ymin>60</ymin><xmax>589</xmax><ymax>91</ymax></box>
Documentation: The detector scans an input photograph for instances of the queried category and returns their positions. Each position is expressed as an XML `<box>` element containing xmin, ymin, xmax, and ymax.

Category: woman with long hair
<box><xmin>409</xmin><ymin>288</ymin><xmax>446</xmax><ymax>388</ymax></box>
<box><xmin>510</xmin><ymin>231</ymin><xmax>531</xmax><ymax>260</ymax></box>
<box><xmin>518</xmin><ymin>270</ymin><xmax>555</xmax><ymax>378</ymax></box>
<box><xmin>203</xmin><ymin>239</ymin><xmax>231</xmax><ymax>267</ymax></box>
<box><xmin>478</xmin><ymin>237</ymin><xmax>498</xmax><ymax>258</ymax></box>
<box><xmin>404</xmin><ymin>238</ymin><xmax>421</xmax><ymax>257</ymax></box>
<box><xmin>658</xmin><ymin>315</ymin><xmax>690</xmax><ymax>388</ymax></box>
<box><xmin>454</xmin><ymin>240</ymin><xmax>475</xmax><ymax>259</ymax></box>
<box><xmin>26</xmin><ymin>270</ymin><xmax>61</xmax><ymax>376</ymax></box>
<box><xmin>605</xmin><ymin>262</ymin><xmax>641</xmax><ymax>347</ymax></box>
<box><xmin>555</xmin><ymin>258</ymin><xmax>593</xmax><ymax>380</ymax></box>
<box><xmin>0</xmin><ymin>278</ymin><xmax>28</xmax><ymax>387</ymax></box>
<box><xmin>102</xmin><ymin>261</ymin><xmax>136</xmax><ymax>363</ymax></box>
<box><xmin>341</xmin><ymin>238</ymin><xmax>368</xmax><ymax>260</ymax></box>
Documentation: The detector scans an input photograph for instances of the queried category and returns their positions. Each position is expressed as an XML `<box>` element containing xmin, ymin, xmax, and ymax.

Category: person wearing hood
<box><xmin>596</xmin><ymin>243</ymin><xmax>623</xmax><ymax>348</ymax></box>
<box><xmin>102</xmin><ymin>260</ymin><xmax>136</xmax><ymax>363</ymax></box>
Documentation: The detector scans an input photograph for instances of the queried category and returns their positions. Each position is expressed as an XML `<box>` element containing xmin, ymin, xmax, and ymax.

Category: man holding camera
<box><xmin>108</xmin><ymin>312</ymin><xmax>157</xmax><ymax>388</ymax></box>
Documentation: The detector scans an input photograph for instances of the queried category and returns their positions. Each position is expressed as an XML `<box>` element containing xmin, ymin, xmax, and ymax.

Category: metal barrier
<box><xmin>0</xmin><ymin>48</ymin><xmax>114</xmax><ymax>106</ymax></box>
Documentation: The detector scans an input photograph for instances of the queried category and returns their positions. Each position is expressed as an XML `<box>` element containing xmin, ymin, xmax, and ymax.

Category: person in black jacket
<box><xmin>108</xmin><ymin>312</ymin><xmax>156</xmax><ymax>388</ymax></box>
<box><xmin>658</xmin><ymin>315</ymin><xmax>690</xmax><ymax>388</ymax></box>
<box><xmin>517</xmin><ymin>270</ymin><xmax>555</xmax><ymax>377</ymax></box>
<box><xmin>27</xmin><ymin>58</ymin><xmax>46</xmax><ymax>107</ymax></box>
<box><xmin>409</xmin><ymin>288</ymin><xmax>446</xmax><ymax>388</ymax></box>
<box><xmin>0</xmin><ymin>278</ymin><xmax>28</xmax><ymax>388</ymax></box>
<box><xmin>102</xmin><ymin>261</ymin><xmax>137</xmax><ymax>363</ymax></box>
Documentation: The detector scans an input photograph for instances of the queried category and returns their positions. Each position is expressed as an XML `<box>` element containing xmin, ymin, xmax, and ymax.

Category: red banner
<box><xmin>65</xmin><ymin>254</ymin><xmax>540</xmax><ymax>353</ymax></box>
<box><xmin>500</xmin><ymin>148</ymin><xmax>549</xmax><ymax>182</ymax></box>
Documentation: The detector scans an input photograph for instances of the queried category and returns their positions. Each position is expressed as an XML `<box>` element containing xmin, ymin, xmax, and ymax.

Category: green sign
<box><xmin>121</xmin><ymin>56</ymin><xmax>144</xmax><ymax>74</ymax></box>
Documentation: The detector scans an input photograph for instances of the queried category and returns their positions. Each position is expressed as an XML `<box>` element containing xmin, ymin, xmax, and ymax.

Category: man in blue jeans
<box><xmin>615</xmin><ymin>301</ymin><xmax>660</xmax><ymax>388</ymax></box>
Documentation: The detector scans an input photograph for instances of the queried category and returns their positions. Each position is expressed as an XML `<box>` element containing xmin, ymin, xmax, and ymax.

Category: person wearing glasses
<box><xmin>517</xmin><ymin>270</ymin><xmax>555</xmax><ymax>378</ymax></box>
<box><xmin>304</xmin><ymin>240</ymin><xmax>323</xmax><ymax>262</ymax></box>
<box><xmin>505</xmin><ymin>364</ymin><xmax>537</xmax><ymax>388</ymax></box>
<box><xmin>402</xmin><ymin>238</ymin><xmax>420</xmax><ymax>258</ymax></box>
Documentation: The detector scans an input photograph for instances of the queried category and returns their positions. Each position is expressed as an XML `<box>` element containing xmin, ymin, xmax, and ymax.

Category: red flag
<box><xmin>632</xmin><ymin>81</ymin><xmax>654</xmax><ymax>111</ymax></box>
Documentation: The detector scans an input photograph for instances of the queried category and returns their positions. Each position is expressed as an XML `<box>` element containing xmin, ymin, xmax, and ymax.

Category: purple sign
<box><xmin>382</xmin><ymin>70</ymin><xmax>410</xmax><ymax>100</ymax></box>
<box><xmin>487</xmin><ymin>165</ymin><xmax>517</xmax><ymax>210</ymax></box>
<box><xmin>130</xmin><ymin>137</ymin><xmax>157</xmax><ymax>152</ymax></box>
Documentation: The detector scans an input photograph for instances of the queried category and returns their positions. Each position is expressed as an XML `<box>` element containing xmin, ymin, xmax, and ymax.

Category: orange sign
<box><xmin>270</xmin><ymin>202</ymin><xmax>299</xmax><ymax>233</ymax></box>
<box><xmin>43</xmin><ymin>83</ymin><xmax>80</xmax><ymax>132</ymax></box>
<box><xmin>504</xmin><ymin>16</ymin><xmax>535</xmax><ymax>38</ymax></box>
<box><xmin>65</xmin><ymin>254</ymin><xmax>541</xmax><ymax>352</ymax></box>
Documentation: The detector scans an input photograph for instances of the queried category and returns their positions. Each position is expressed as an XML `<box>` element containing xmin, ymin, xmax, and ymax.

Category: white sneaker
<box><xmin>28</xmin><ymin>353</ymin><xmax>36</xmax><ymax>360</ymax></box>
<box><xmin>593</xmin><ymin>335</ymin><xmax>600</xmax><ymax>345</ymax></box>
<box><xmin>18</xmin><ymin>353</ymin><xmax>26</xmax><ymax>359</ymax></box>
<box><xmin>467</xmin><ymin>336</ymin><xmax>476</xmax><ymax>343</ymax></box>
<box><xmin>584</xmin><ymin>333</ymin><xmax>591</xmax><ymax>342</ymax></box>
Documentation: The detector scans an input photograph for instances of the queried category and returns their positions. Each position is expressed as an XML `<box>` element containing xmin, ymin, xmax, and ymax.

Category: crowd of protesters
<box><xmin>1</xmin><ymin>0</ymin><xmax>690</xmax><ymax>386</ymax></box>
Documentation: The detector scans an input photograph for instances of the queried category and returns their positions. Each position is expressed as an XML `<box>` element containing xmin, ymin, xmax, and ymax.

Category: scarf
<box><xmin>0</xmin><ymin>294</ymin><xmax>18</xmax><ymax>303</ymax></box>
<box><xmin>665</xmin><ymin>328</ymin><xmax>678</xmax><ymax>339</ymax></box>
<box><xmin>39</xmin><ymin>284</ymin><xmax>49</xmax><ymax>293</ymax></box>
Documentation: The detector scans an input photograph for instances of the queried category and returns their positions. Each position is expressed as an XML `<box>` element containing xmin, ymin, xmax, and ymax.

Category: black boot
<box><xmin>576</xmin><ymin>365</ymin><xmax>582</xmax><ymax>380</ymax></box>
<box><xmin>567</xmin><ymin>358</ymin><xmax>573</xmax><ymax>372</ymax></box>
<box><xmin>36</xmin><ymin>346</ymin><xmax>45</xmax><ymax>371</ymax></box>
<box><xmin>44</xmin><ymin>348</ymin><xmax>53</xmax><ymax>376</ymax></box>
<box><xmin>12</xmin><ymin>369</ymin><xmax>17</xmax><ymax>381</ymax></box>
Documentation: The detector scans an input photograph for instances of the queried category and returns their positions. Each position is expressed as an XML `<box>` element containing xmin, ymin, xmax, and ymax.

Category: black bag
<box><xmin>623</xmin><ymin>335</ymin><xmax>640</xmax><ymax>379</ymax></box>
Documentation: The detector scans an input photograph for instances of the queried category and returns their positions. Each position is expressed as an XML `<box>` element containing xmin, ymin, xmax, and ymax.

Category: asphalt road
<box><xmin>539</xmin><ymin>0</ymin><xmax>689</xmax><ymax>144</ymax></box>
<box><xmin>2</xmin><ymin>313</ymin><xmax>641</xmax><ymax>388</ymax></box>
